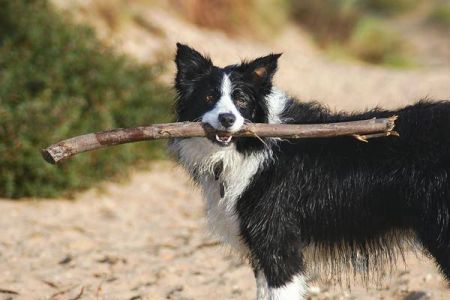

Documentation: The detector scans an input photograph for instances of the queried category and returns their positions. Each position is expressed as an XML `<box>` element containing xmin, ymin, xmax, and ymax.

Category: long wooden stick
<box><xmin>42</xmin><ymin>117</ymin><xmax>397</xmax><ymax>164</ymax></box>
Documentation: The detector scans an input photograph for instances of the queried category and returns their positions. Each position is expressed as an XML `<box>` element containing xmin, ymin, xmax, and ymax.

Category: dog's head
<box><xmin>174</xmin><ymin>43</ymin><xmax>281</xmax><ymax>147</ymax></box>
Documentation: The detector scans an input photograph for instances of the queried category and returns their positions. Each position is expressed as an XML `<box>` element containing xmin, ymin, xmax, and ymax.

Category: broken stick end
<box><xmin>41</xmin><ymin>149</ymin><xmax>57</xmax><ymax>165</ymax></box>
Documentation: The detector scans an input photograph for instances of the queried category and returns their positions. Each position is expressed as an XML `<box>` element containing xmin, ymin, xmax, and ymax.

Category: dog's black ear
<box><xmin>240</xmin><ymin>53</ymin><xmax>282</xmax><ymax>88</ymax></box>
<box><xmin>175</xmin><ymin>43</ymin><xmax>212</xmax><ymax>92</ymax></box>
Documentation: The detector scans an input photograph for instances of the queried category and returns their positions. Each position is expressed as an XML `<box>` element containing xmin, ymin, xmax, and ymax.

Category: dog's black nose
<box><xmin>218</xmin><ymin>113</ymin><xmax>236</xmax><ymax>128</ymax></box>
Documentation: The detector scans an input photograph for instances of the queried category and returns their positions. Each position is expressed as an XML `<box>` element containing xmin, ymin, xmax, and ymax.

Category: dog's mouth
<box><xmin>202</xmin><ymin>123</ymin><xmax>236</xmax><ymax>147</ymax></box>
<box><xmin>214</xmin><ymin>133</ymin><xmax>233</xmax><ymax>146</ymax></box>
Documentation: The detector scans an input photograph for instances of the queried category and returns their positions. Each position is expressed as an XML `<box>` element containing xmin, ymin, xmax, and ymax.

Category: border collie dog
<box><xmin>169</xmin><ymin>43</ymin><xmax>450</xmax><ymax>299</ymax></box>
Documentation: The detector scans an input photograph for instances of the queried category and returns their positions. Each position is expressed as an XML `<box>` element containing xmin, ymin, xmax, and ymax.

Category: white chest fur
<box><xmin>171</xmin><ymin>138</ymin><xmax>267</xmax><ymax>254</ymax></box>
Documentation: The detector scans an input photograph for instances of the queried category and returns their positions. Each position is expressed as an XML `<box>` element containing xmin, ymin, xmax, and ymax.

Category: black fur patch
<box><xmin>238</xmin><ymin>100</ymin><xmax>450</xmax><ymax>287</ymax></box>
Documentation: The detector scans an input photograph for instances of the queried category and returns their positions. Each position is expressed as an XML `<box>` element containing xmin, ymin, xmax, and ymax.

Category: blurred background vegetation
<box><xmin>1</xmin><ymin>0</ymin><xmax>449</xmax><ymax>198</ymax></box>
<box><xmin>175</xmin><ymin>0</ymin><xmax>450</xmax><ymax>68</ymax></box>
<box><xmin>0</xmin><ymin>0</ymin><xmax>172</xmax><ymax>198</ymax></box>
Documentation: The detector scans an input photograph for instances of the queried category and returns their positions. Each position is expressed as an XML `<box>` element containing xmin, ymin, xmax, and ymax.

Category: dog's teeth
<box><xmin>215</xmin><ymin>134</ymin><xmax>232</xmax><ymax>144</ymax></box>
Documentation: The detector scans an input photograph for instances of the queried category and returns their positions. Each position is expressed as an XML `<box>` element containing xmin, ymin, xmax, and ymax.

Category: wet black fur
<box><xmin>173</xmin><ymin>43</ymin><xmax>450</xmax><ymax>289</ymax></box>
<box><xmin>239</xmin><ymin>100</ymin><xmax>450</xmax><ymax>287</ymax></box>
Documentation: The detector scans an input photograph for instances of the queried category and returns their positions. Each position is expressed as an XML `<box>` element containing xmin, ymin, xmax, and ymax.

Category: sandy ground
<box><xmin>0</xmin><ymin>164</ymin><xmax>449</xmax><ymax>300</ymax></box>
<box><xmin>2</xmin><ymin>2</ymin><xmax>450</xmax><ymax>299</ymax></box>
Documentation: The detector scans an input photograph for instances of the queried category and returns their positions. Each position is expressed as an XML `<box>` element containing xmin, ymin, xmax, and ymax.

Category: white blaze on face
<box><xmin>202</xmin><ymin>73</ymin><xmax>245</xmax><ymax>132</ymax></box>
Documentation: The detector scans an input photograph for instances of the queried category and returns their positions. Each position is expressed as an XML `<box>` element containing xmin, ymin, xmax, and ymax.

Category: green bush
<box><xmin>364</xmin><ymin>0</ymin><xmax>422</xmax><ymax>15</ymax></box>
<box><xmin>430</xmin><ymin>2</ymin><xmax>450</xmax><ymax>27</ymax></box>
<box><xmin>348</xmin><ymin>17</ymin><xmax>415</xmax><ymax>67</ymax></box>
<box><xmin>287</xmin><ymin>0</ymin><xmax>418</xmax><ymax>67</ymax></box>
<box><xmin>0</xmin><ymin>0</ymin><xmax>173</xmax><ymax>198</ymax></box>
<box><xmin>288</xmin><ymin>0</ymin><xmax>423</xmax><ymax>42</ymax></box>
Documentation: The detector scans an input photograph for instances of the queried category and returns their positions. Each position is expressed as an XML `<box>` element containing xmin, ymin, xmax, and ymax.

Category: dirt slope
<box><xmin>1</xmin><ymin>2</ymin><xmax>450</xmax><ymax>300</ymax></box>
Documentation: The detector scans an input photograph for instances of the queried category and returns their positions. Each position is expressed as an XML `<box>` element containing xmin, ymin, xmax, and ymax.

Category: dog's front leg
<box><xmin>247</xmin><ymin>237</ymin><xmax>307</xmax><ymax>300</ymax></box>
<box><xmin>239</xmin><ymin>195</ymin><xmax>308</xmax><ymax>299</ymax></box>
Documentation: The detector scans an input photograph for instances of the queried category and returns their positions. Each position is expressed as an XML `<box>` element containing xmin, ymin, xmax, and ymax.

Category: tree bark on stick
<box><xmin>42</xmin><ymin>117</ymin><xmax>398</xmax><ymax>164</ymax></box>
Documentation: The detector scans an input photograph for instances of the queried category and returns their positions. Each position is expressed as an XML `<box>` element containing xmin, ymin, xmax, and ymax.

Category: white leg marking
<box><xmin>256</xmin><ymin>272</ymin><xmax>307</xmax><ymax>300</ymax></box>
<box><xmin>256</xmin><ymin>271</ymin><xmax>270</xmax><ymax>300</ymax></box>
<box><xmin>202</xmin><ymin>74</ymin><xmax>244</xmax><ymax>132</ymax></box>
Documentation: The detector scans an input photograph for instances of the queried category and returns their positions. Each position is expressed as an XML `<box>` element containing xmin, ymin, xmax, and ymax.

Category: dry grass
<box><xmin>169</xmin><ymin>0</ymin><xmax>249</xmax><ymax>34</ymax></box>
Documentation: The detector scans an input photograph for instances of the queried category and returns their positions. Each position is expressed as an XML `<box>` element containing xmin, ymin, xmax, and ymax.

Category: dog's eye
<box><xmin>205</xmin><ymin>95</ymin><xmax>213</xmax><ymax>103</ymax></box>
<box><xmin>235</xmin><ymin>98</ymin><xmax>247</xmax><ymax>108</ymax></box>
